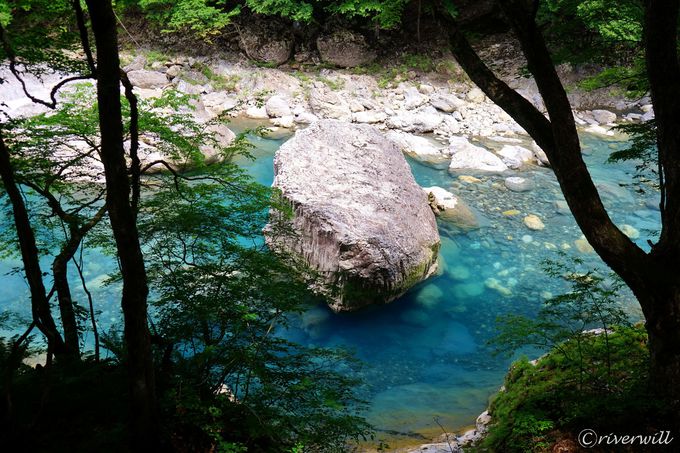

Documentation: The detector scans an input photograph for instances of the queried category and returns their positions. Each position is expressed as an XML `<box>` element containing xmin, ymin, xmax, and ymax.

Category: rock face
<box><xmin>238</xmin><ymin>20</ymin><xmax>294</xmax><ymax>66</ymax></box>
<box><xmin>317</xmin><ymin>30</ymin><xmax>376</xmax><ymax>68</ymax></box>
<box><xmin>265</xmin><ymin>120</ymin><xmax>440</xmax><ymax>312</ymax></box>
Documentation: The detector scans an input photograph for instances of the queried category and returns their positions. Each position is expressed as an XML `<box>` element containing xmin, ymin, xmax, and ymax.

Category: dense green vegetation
<box><xmin>1</xmin><ymin>0</ymin><xmax>679</xmax><ymax>451</ymax></box>
<box><xmin>483</xmin><ymin>259</ymin><xmax>666</xmax><ymax>451</ymax></box>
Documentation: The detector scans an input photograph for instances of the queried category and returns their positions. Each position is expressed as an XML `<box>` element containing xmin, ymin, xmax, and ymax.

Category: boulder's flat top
<box><xmin>273</xmin><ymin>120</ymin><xmax>438</xmax><ymax>253</ymax></box>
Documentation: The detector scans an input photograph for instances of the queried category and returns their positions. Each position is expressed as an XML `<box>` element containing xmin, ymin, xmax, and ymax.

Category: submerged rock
<box><xmin>265</xmin><ymin>120</ymin><xmax>440</xmax><ymax>312</ymax></box>
<box><xmin>423</xmin><ymin>186</ymin><xmax>479</xmax><ymax>230</ymax></box>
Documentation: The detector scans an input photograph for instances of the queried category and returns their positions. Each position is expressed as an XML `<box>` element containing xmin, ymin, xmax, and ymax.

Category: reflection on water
<box><xmin>0</xmin><ymin>124</ymin><xmax>657</xmax><ymax>445</ymax></box>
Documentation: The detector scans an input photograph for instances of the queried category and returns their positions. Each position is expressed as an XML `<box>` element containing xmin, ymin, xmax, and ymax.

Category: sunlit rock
<box><xmin>265</xmin><ymin>120</ymin><xmax>440</xmax><ymax>312</ymax></box>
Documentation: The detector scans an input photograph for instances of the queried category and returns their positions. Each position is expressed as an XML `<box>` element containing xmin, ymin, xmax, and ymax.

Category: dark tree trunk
<box><xmin>52</xmin><ymin>242</ymin><xmax>80</xmax><ymax>357</ymax></box>
<box><xmin>643</xmin><ymin>0</ymin><xmax>680</xmax><ymax>420</ymax></box>
<box><xmin>0</xmin><ymin>132</ymin><xmax>69</xmax><ymax>357</ymax></box>
<box><xmin>84</xmin><ymin>0</ymin><xmax>158</xmax><ymax>447</ymax></box>
<box><xmin>439</xmin><ymin>0</ymin><xmax>680</xmax><ymax>425</ymax></box>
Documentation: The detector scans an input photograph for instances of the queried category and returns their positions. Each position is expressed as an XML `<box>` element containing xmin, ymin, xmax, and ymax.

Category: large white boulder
<box><xmin>265</xmin><ymin>120</ymin><xmax>440</xmax><ymax>311</ymax></box>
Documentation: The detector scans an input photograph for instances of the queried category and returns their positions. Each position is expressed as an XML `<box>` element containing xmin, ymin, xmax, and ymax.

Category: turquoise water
<box><xmin>0</xmin><ymin>125</ymin><xmax>659</xmax><ymax>446</ymax></box>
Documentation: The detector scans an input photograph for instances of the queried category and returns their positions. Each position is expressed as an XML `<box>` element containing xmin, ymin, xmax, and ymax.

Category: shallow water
<box><xmin>0</xmin><ymin>125</ymin><xmax>658</xmax><ymax>446</ymax></box>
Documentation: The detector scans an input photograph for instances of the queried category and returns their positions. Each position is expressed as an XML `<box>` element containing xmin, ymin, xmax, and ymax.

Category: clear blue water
<box><xmin>0</xmin><ymin>123</ymin><xmax>659</xmax><ymax>446</ymax></box>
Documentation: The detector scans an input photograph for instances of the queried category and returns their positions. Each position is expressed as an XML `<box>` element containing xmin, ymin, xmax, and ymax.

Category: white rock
<box><xmin>504</xmin><ymin>176</ymin><xmax>533</xmax><ymax>192</ymax></box>
<box><xmin>430</xmin><ymin>93</ymin><xmax>465</xmax><ymax>112</ymax></box>
<box><xmin>531</xmin><ymin>141</ymin><xmax>550</xmax><ymax>166</ymax></box>
<box><xmin>466</xmin><ymin>87</ymin><xmax>486</xmax><ymax>103</ymax></box>
<box><xmin>352</xmin><ymin>110</ymin><xmax>387</xmax><ymax>124</ymax></box>
<box><xmin>585</xmin><ymin>124</ymin><xmax>615</xmax><ymax>137</ymax></box>
<box><xmin>404</xmin><ymin>86</ymin><xmax>429</xmax><ymax>110</ymax></box>
<box><xmin>201</xmin><ymin>92</ymin><xmax>238</xmax><ymax>118</ymax></box>
<box><xmin>199</xmin><ymin>124</ymin><xmax>236</xmax><ymax>164</ymax></box>
<box><xmin>293</xmin><ymin>110</ymin><xmax>319</xmax><ymax>124</ymax></box>
<box><xmin>448</xmin><ymin>137</ymin><xmax>508</xmax><ymax>173</ymax></box>
<box><xmin>271</xmin><ymin>115</ymin><xmax>295</xmax><ymax>128</ymax></box>
<box><xmin>592</xmin><ymin>109</ymin><xmax>617</xmax><ymax>124</ymax></box>
<box><xmin>126</xmin><ymin>70</ymin><xmax>168</xmax><ymax>89</ymax></box>
<box><xmin>497</xmin><ymin>145</ymin><xmax>534</xmax><ymax>169</ymax></box>
<box><xmin>385</xmin><ymin>107</ymin><xmax>443</xmax><ymax>133</ymax></box>
<box><xmin>308</xmin><ymin>87</ymin><xmax>351</xmax><ymax>120</ymax></box>
<box><xmin>265</xmin><ymin>120</ymin><xmax>440</xmax><ymax>312</ymax></box>
<box><xmin>245</xmin><ymin>105</ymin><xmax>270</xmax><ymax>119</ymax></box>
<box><xmin>423</xmin><ymin>186</ymin><xmax>478</xmax><ymax>230</ymax></box>
<box><xmin>265</xmin><ymin>95</ymin><xmax>292</xmax><ymax>118</ymax></box>
<box><xmin>386</xmin><ymin>130</ymin><xmax>446</xmax><ymax>162</ymax></box>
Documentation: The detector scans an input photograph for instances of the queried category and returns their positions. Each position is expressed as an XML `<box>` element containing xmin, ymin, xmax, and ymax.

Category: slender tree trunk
<box><xmin>0</xmin><ymin>132</ymin><xmax>69</xmax><ymax>357</ymax></box>
<box><xmin>52</xmin><ymin>232</ymin><xmax>82</xmax><ymax>357</ymax></box>
<box><xmin>84</xmin><ymin>0</ymin><xmax>158</xmax><ymax>447</ymax></box>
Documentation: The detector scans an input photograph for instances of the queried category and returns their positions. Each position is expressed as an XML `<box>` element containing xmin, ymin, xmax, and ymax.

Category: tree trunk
<box><xmin>0</xmin><ymin>131</ymin><xmax>69</xmax><ymax>357</ymax></box>
<box><xmin>83</xmin><ymin>0</ymin><xmax>158</xmax><ymax>447</ymax></box>
<box><xmin>52</xmin><ymin>231</ymin><xmax>83</xmax><ymax>357</ymax></box>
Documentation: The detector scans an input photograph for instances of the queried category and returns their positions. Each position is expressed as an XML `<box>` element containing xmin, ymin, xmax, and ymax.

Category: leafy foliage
<box><xmin>484</xmin><ymin>257</ymin><xmax>663</xmax><ymax>452</ymax></box>
<box><xmin>136</xmin><ymin>0</ymin><xmax>241</xmax><ymax>38</ymax></box>
<box><xmin>132</xmin><ymin>136</ymin><xmax>372</xmax><ymax>450</ymax></box>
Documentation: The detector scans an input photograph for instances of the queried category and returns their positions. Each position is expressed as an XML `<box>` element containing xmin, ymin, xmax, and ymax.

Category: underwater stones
<box><xmin>448</xmin><ymin>137</ymin><xmax>508</xmax><ymax>173</ymax></box>
<box><xmin>620</xmin><ymin>224</ymin><xmax>640</xmax><ymax>239</ymax></box>
<box><xmin>423</xmin><ymin>186</ymin><xmax>479</xmax><ymax>230</ymax></box>
<box><xmin>458</xmin><ymin>175</ymin><xmax>482</xmax><ymax>184</ymax></box>
<box><xmin>453</xmin><ymin>281</ymin><xmax>485</xmax><ymax>298</ymax></box>
<box><xmin>448</xmin><ymin>265</ymin><xmax>470</xmax><ymax>281</ymax></box>
<box><xmin>265</xmin><ymin>120</ymin><xmax>440</xmax><ymax>312</ymax></box>
<box><xmin>554</xmin><ymin>200</ymin><xmax>570</xmax><ymax>215</ymax></box>
<box><xmin>523</xmin><ymin>214</ymin><xmax>545</xmax><ymax>231</ymax></box>
<box><xmin>415</xmin><ymin>285</ymin><xmax>444</xmax><ymax>308</ymax></box>
<box><xmin>504</xmin><ymin>176</ymin><xmax>533</xmax><ymax>192</ymax></box>
<box><xmin>485</xmin><ymin>277</ymin><xmax>512</xmax><ymax>296</ymax></box>
<box><xmin>575</xmin><ymin>235</ymin><xmax>595</xmax><ymax>254</ymax></box>
<box><xmin>400</xmin><ymin>308</ymin><xmax>431</xmax><ymax>327</ymax></box>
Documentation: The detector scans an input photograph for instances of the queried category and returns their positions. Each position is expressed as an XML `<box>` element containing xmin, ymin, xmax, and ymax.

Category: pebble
<box><xmin>523</xmin><ymin>214</ymin><xmax>545</xmax><ymax>230</ymax></box>
<box><xmin>458</xmin><ymin>175</ymin><xmax>482</xmax><ymax>184</ymax></box>
<box><xmin>574</xmin><ymin>236</ymin><xmax>594</xmax><ymax>254</ymax></box>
